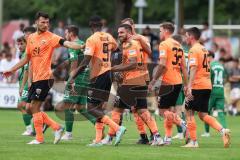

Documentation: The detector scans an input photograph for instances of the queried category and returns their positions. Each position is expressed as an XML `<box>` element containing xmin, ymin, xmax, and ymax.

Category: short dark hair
<box><xmin>203</xmin><ymin>21</ymin><xmax>209</xmax><ymax>27</ymax></box>
<box><xmin>23</xmin><ymin>26</ymin><xmax>36</xmax><ymax>33</ymax></box>
<box><xmin>121</xmin><ymin>18</ymin><xmax>134</xmax><ymax>25</ymax></box>
<box><xmin>220</xmin><ymin>48</ymin><xmax>226</xmax><ymax>53</ymax></box>
<box><xmin>118</xmin><ymin>24</ymin><xmax>132</xmax><ymax>33</ymax></box>
<box><xmin>172</xmin><ymin>34</ymin><xmax>183</xmax><ymax>44</ymax></box>
<box><xmin>89</xmin><ymin>15</ymin><xmax>102</xmax><ymax>29</ymax></box>
<box><xmin>208</xmin><ymin>50</ymin><xmax>215</xmax><ymax>58</ymax></box>
<box><xmin>16</xmin><ymin>36</ymin><xmax>26</xmax><ymax>43</ymax></box>
<box><xmin>160</xmin><ymin>22</ymin><xmax>175</xmax><ymax>33</ymax></box>
<box><xmin>66</xmin><ymin>25</ymin><xmax>79</xmax><ymax>36</ymax></box>
<box><xmin>186</xmin><ymin>27</ymin><xmax>201</xmax><ymax>40</ymax></box>
<box><xmin>35</xmin><ymin>11</ymin><xmax>49</xmax><ymax>20</ymax></box>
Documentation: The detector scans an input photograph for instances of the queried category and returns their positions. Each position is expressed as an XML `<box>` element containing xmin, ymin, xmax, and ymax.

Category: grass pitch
<box><xmin>0</xmin><ymin>109</ymin><xmax>239</xmax><ymax>160</ymax></box>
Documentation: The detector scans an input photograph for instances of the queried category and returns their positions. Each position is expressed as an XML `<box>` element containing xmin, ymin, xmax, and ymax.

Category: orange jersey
<box><xmin>84</xmin><ymin>32</ymin><xmax>117</xmax><ymax>79</ymax></box>
<box><xmin>159</xmin><ymin>37</ymin><xmax>185</xmax><ymax>85</ymax></box>
<box><xmin>122</xmin><ymin>40</ymin><xmax>146</xmax><ymax>86</ymax></box>
<box><xmin>188</xmin><ymin>43</ymin><xmax>212</xmax><ymax>89</ymax></box>
<box><xmin>26</xmin><ymin>31</ymin><xmax>62</xmax><ymax>82</ymax></box>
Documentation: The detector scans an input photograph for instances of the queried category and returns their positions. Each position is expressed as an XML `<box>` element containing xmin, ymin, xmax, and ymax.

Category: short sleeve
<box><xmin>188</xmin><ymin>49</ymin><xmax>198</xmax><ymax>67</ymax></box>
<box><xmin>158</xmin><ymin>42</ymin><xmax>168</xmax><ymax>59</ymax></box>
<box><xmin>51</xmin><ymin>33</ymin><xmax>63</xmax><ymax>48</ymax></box>
<box><xmin>84</xmin><ymin>38</ymin><xmax>95</xmax><ymax>56</ymax></box>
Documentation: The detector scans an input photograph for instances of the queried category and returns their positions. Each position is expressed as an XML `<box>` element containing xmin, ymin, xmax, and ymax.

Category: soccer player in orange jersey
<box><xmin>183</xmin><ymin>27</ymin><xmax>230</xmax><ymax>148</ymax></box>
<box><xmin>148</xmin><ymin>22</ymin><xmax>188</xmax><ymax>145</ymax></box>
<box><xmin>101</xmin><ymin>24</ymin><xmax>164</xmax><ymax>146</ymax></box>
<box><xmin>70</xmin><ymin>16</ymin><xmax>126</xmax><ymax>147</ymax></box>
<box><xmin>119</xmin><ymin>18</ymin><xmax>154</xmax><ymax>144</ymax></box>
<box><xmin>3</xmin><ymin>11</ymin><xmax>84</xmax><ymax>145</ymax></box>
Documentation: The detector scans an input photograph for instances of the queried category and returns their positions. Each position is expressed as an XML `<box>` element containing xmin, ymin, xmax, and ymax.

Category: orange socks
<box><xmin>108</xmin><ymin>111</ymin><xmax>122</xmax><ymax>136</ymax></box>
<box><xmin>163</xmin><ymin>110</ymin><xmax>182</xmax><ymax>137</ymax></box>
<box><xmin>133</xmin><ymin>111</ymin><xmax>146</xmax><ymax>134</ymax></box>
<box><xmin>41</xmin><ymin>112</ymin><xmax>60</xmax><ymax>131</ymax></box>
<box><xmin>33</xmin><ymin>112</ymin><xmax>44</xmax><ymax>142</ymax></box>
<box><xmin>203</xmin><ymin>115</ymin><xmax>222</xmax><ymax>132</ymax></box>
<box><xmin>139</xmin><ymin>111</ymin><xmax>158</xmax><ymax>134</ymax></box>
<box><xmin>164</xmin><ymin>118</ymin><xmax>173</xmax><ymax>137</ymax></box>
<box><xmin>95</xmin><ymin>122</ymin><xmax>104</xmax><ymax>143</ymax></box>
<box><xmin>187</xmin><ymin>115</ymin><xmax>197</xmax><ymax>141</ymax></box>
<box><xmin>101</xmin><ymin>115</ymin><xmax>120</xmax><ymax>133</ymax></box>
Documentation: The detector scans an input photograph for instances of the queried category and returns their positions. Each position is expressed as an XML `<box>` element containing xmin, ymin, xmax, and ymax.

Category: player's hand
<box><xmin>113</xmin><ymin>72</ymin><xmax>123</xmax><ymax>83</ymax></box>
<box><xmin>19</xmin><ymin>87</ymin><xmax>23</xmax><ymax>96</ymax></box>
<box><xmin>68</xmin><ymin>79</ymin><xmax>77</xmax><ymax>95</ymax></box>
<box><xmin>2</xmin><ymin>70</ymin><xmax>13</xmax><ymax>78</ymax></box>
<box><xmin>183</xmin><ymin>85</ymin><xmax>188</xmax><ymax>96</ymax></box>
<box><xmin>185</xmin><ymin>85</ymin><xmax>193</xmax><ymax>104</ymax></box>
<box><xmin>131</xmin><ymin>34</ymin><xmax>141</xmax><ymax>41</ymax></box>
<box><xmin>148</xmin><ymin>79</ymin><xmax>157</xmax><ymax>92</ymax></box>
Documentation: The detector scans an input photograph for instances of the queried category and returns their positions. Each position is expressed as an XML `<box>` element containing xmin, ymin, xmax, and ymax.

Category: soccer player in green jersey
<box><xmin>16</xmin><ymin>36</ymin><xmax>33</xmax><ymax>136</ymax></box>
<box><xmin>201</xmin><ymin>51</ymin><xmax>227</xmax><ymax>137</ymax></box>
<box><xmin>55</xmin><ymin>25</ymin><xmax>96</xmax><ymax>140</ymax></box>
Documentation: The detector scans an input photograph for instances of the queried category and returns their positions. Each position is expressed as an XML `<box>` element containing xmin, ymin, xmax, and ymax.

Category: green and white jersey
<box><xmin>68</xmin><ymin>39</ymin><xmax>89</xmax><ymax>83</ymax></box>
<box><xmin>210</xmin><ymin>61</ymin><xmax>225</xmax><ymax>98</ymax></box>
<box><xmin>18</xmin><ymin>52</ymin><xmax>28</xmax><ymax>87</ymax></box>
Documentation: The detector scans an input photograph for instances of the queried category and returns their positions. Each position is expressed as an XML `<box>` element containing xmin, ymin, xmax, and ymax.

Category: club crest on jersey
<box><xmin>159</xmin><ymin>50</ymin><xmax>166</xmax><ymax>56</ymax></box>
<box><xmin>129</xmin><ymin>50</ymin><xmax>136</xmax><ymax>55</ymax></box>
<box><xmin>36</xmin><ymin>88</ymin><xmax>42</xmax><ymax>95</ymax></box>
<box><xmin>41</xmin><ymin>40</ymin><xmax>46</xmax><ymax>45</ymax></box>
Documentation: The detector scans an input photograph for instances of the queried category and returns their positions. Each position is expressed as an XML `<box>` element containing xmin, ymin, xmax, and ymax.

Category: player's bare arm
<box><xmin>19</xmin><ymin>69</ymin><xmax>28</xmax><ymax>96</ymax></box>
<box><xmin>187</xmin><ymin>66</ymin><xmax>197</xmax><ymax>97</ymax></box>
<box><xmin>3</xmin><ymin>55</ymin><xmax>30</xmax><ymax>77</ymax></box>
<box><xmin>111</xmin><ymin>57</ymin><xmax>137</xmax><ymax>72</ymax></box>
<box><xmin>69</xmin><ymin>55</ymin><xmax>92</xmax><ymax>82</ymax></box>
<box><xmin>180</xmin><ymin>57</ymin><xmax>189</xmax><ymax>93</ymax></box>
<box><xmin>132</xmin><ymin>35</ymin><xmax>151</xmax><ymax>56</ymax></box>
<box><xmin>63</xmin><ymin>41</ymin><xmax>85</xmax><ymax>50</ymax></box>
<box><xmin>148</xmin><ymin>58</ymin><xmax>167</xmax><ymax>91</ymax></box>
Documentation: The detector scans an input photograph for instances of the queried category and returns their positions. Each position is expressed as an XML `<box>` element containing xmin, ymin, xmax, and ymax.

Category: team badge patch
<box><xmin>36</xmin><ymin>88</ymin><xmax>42</xmax><ymax>95</ymax></box>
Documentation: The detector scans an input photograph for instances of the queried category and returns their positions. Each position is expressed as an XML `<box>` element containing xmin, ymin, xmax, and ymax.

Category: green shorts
<box><xmin>208</xmin><ymin>95</ymin><xmax>224</xmax><ymax>112</ymax></box>
<box><xmin>18</xmin><ymin>84</ymin><xmax>28</xmax><ymax>103</ymax></box>
<box><xmin>63</xmin><ymin>73</ymin><xmax>89</xmax><ymax>105</ymax></box>
<box><xmin>175</xmin><ymin>90</ymin><xmax>185</xmax><ymax>106</ymax></box>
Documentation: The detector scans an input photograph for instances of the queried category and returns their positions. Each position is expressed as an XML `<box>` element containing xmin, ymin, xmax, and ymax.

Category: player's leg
<box><xmin>132</xmin><ymin>107</ymin><xmax>149</xmax><ymax>144</ymax></box>
<box><xmin>87</xmin><ymin>71</ymin><xmax>126</xmax><ymax>146</ymax></box>
<box><xmin>201</xmin><ymin>96</ymin><xmax>214</xmax><ymax>137</ymax></box>
<box><xmin>136</xmin><ymin>99</ymin><xmax>164</xmax><ymax>146</ymax></box>
<box><xmin>172</xmin><ymin>90</ymin><xmax>186</xmax><ymax>140</ymax></box>
<box><xmin>101</xmin><ymin>106</ymin><xmax>124</xmax><ymax>145</ymax></box>
<box><xmin>28</xmin><ymin>79</ymin><xmax>64</xmax><ymax>145</ymax></box>
<box><xmin>182</xmin><ymin>109</ymin><xmax>198</xmax><ymax>148</ymax></box>
<box><xmin>18</xmin><ymin>86</ymin><xmax>34</xmax><ymax>136</ymax></box>
<box><xmin>215</xmin><ymin>98</ymin><xmax>227</xmax><ymax>128</ymax></box>
<box><xmin>197</xmin><ymin>90</ymin><xmax>230</xmax><ymax>148</ymax></box>
<box><xmin>159</xmin><ymin>84</ymin><xmax>186</xmax><ymax>145</ymax></box>
<box><xmin>55</xmin><ymin>101</ymin><xmax>75</xmax><ymax>140</ymax></box>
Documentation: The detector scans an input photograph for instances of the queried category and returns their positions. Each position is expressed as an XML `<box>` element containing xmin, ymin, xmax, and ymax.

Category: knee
<box><xmin>198</xmin><ymin>112</ymin><xmax>206</xmax><ymax>121</ymax></box>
